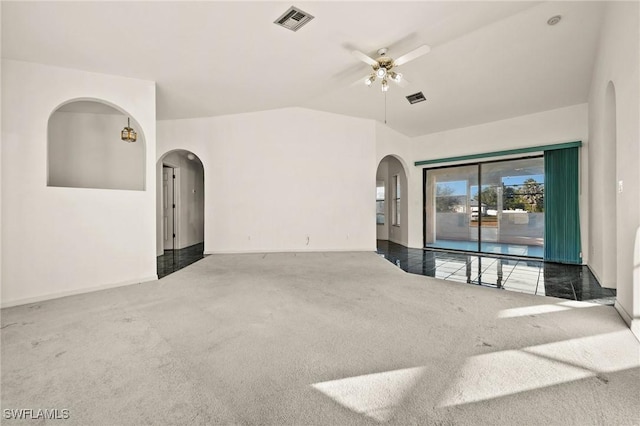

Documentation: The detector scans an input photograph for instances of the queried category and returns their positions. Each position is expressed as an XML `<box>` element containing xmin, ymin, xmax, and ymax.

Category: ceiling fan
<box><xmin>352</xmin><ymin>45</ymin><xmax>431</xmax><ymax>91</ymax></box>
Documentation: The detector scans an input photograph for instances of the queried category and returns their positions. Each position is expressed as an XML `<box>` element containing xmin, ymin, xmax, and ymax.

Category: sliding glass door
<box><xmin>424</xmin><ymin>156</ymin><xmax>544</xmax><ymax>257</ymax></box>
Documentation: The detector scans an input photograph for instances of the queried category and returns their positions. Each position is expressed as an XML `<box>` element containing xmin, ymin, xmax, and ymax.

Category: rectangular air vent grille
<box><xmin>406</xmin><ymin>92</ymin><xmax>426</xmax><ymax>104</ymax></box>
<box><xmin>274</xmin><ymin>6</ymin><xmax>314</xmax><ymax>32</ymax></box>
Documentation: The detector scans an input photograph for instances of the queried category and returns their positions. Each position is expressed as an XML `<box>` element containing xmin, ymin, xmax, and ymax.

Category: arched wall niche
<box><xmin>47</xmin><ymin>98</ymin><xmax>146</xmax><ymax>191</ymax></box>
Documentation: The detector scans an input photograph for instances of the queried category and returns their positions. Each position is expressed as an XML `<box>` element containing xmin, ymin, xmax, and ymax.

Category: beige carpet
<box><xmin>2</xmin><ymin>252</ymin><xmax>639</xmax><ymax>425</ymax></box>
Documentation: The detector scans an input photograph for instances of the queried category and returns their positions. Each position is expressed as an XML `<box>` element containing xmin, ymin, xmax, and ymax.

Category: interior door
<box><xmin>163</xmin><ymin>166</ymin><xmax>175</xmax><ymax>250</ymax></box>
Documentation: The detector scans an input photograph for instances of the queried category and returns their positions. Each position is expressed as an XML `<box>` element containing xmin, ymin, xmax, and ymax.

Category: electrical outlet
<box><xmin>618</xmin><ymin>180</ymin><xmax>624</xmax><ymax>193</ymax></box>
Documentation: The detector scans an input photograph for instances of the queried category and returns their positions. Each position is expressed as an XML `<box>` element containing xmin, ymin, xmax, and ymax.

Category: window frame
<box><xmin>392</xmin><ymin>174</ymin><xmax>401</xmax><ymax>226</ymax></box>
<box><xmin>376</xmin><ymin>180</ymin><xmax>386</xmax><ymax>225</ymax></box>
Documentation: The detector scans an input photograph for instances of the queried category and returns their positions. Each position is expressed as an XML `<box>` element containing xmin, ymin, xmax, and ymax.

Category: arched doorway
<box><xmin>156</xmin><ymin>149</ymin><xmax>205</xmax><ymax>278</ymax></box>
<box><xmin>376</xmin><ymin>155</ymin><xmax>409</xmax><ymax>246</ymax></box>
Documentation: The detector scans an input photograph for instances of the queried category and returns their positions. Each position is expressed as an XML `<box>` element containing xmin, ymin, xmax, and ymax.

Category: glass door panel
<box><xmin>480</xmin><ymin>157</ymin><xmax>544</xmax><ymax>257</ymax></box>
<box><xmin>425</xmin><ymin>165</ymin><xmax>479</xmax><ymax>252</ymax></box>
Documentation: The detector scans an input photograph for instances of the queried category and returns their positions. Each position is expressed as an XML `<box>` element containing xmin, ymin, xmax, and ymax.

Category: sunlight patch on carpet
<box><xmin>498</xmin><ymin>300</ymin><xmax>600</xmax><ymax>318</ymax></box>
<box><xmin>439</xmin><ymin>330</ymin><xmax>639</xmax><ymax>407</ymax></box>
<box><xmin>439</xmin><ymin>349</ymin><xmax>593</xmax><ymax>407</ymax></box>
<box><xmin>311</xmin><ymin>366</ymin><xmax>426</xmax><ymax>422</ymax></box>
<box><xmin>524</xmin><ymin>330</ymin><xmax>640</xmax><ymax>373</ymax></box>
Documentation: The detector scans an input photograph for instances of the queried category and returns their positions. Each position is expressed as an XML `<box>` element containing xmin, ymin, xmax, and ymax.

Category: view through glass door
<box><xmin>424</xmin><ymin>156</ymin><xmax>544</xmax><ymax>257</ymax></box>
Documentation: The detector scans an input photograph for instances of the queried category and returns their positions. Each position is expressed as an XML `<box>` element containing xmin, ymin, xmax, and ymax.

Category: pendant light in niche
<box><xmin>121</xmin><ymin>117</ymin><xmax>137</xmax><ymax>143</ymax></box>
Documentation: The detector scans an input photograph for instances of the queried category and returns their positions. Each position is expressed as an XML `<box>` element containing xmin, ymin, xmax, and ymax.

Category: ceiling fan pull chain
<box><xmin>384</xmin><ymin>91</ymin><xmax>387</xmax><ymax>124</ymax></box>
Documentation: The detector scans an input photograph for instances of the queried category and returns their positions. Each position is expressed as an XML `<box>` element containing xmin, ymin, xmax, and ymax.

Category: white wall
<box><xmin>0</xmin><ymin>5</ymin><xmax>3</xmax><ymax>301</ymax></box>
<box><xmin>409</xmin><ymin>104</ymin><xmax>589</xmax><ymax>251</ymax></box>
<box><xmin>157</xmin><ymin>151</ymin><xmax>205</xmax><ymax>254</ymax></box>
<box><xmin>157</xmin><ymin>108</ymin><xmax>377</xmax><ymax>253</ymax></box>
<box><xmin>1</xmin><ymin>60</ymin><xmax>157</xmax><ymax>307</ymax></box>
<box><xmin>48</xmin><ymin>111</ymin><xmax>145</xmax><ymax>191</ymax></box>
<box><xmin>586</xmin><ymin>1</ymin><xmax>639</xmax><ymax>335</ymax></box>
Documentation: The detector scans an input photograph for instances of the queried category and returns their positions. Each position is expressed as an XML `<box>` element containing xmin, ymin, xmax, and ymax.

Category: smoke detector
<box><xmin>547</xmin><ymin>15</ymin><xmax>562</xmax><ymax>26</ymax></box>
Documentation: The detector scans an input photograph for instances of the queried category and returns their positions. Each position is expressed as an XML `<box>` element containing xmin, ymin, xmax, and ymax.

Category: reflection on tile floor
<box><xmin>426</xmin><ymin>239</ymin><xmax>544</xmax><ymax>258</ymax></box>
<box><xmin>157</xmin><ymin>242</ymin><xmax>205</xmax><ymax>279</ymax></box>
<box><xmin>377</xmin><ymin>240</ymin><xmax>616</xmax><ymax>305</ymax></box>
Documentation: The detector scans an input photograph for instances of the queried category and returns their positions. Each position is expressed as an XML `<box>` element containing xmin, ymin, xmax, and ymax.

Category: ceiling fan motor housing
<box><xmin>376</xmin><ymin>56</ymin><xmax>394</xmax><ymax>70</ymax></box>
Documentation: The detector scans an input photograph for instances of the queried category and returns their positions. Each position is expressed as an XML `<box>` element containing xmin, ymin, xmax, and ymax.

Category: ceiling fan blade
<box><xmin>352</xmin><ymin>50</ymin><xmax>378</xmax><ymax>66</ymax></box>
<box><xmin>393</xmin><ymin>44</ymin><xmax>431</xmax><ymax>67</ymax></box>
<box><xmin>351</xmin><ymin>74</ymin><xmax>373</xmax><ymax>87</ymax></box>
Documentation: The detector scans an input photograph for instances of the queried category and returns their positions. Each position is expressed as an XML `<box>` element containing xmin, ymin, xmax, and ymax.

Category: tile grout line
<box><xmin>501</xmin><ymin>259</ymin><xmax>520</xmax><ymax>289</ymax></box>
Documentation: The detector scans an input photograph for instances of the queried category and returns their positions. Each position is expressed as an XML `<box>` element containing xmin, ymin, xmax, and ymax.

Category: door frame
<box><xmin>422</xmin><ymin>154</ymin><xmax>544</xmax><ymax>258</ymax></box>
<box><xmin>162</xmin><ymin>162</ymin><xmax>181</xmax><ymax>251</ymax></box>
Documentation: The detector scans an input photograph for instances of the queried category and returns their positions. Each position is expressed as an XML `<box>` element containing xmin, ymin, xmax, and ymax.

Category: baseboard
<box><xmin>631</xmin><ymin>320</ymin><xmax>640</xmax><ymax>343</ymax></box>
<box><xmin>615</xmin><ymin>300</ymin><xmax>632</xmax><ymax>325</ymax></box>
<box><xmin>614</xmin><ymin>300</ymin><xmax>640</xmax><ymax>342</ymax></box>
<box><xmin>586</xmin><ymin>264</ymin><xmax>602</xmax><ymax>284</ymax></box>
<box><xmin>204</xmin><ymin>247</ymin><xmax>377</xmax><ymax>255</ymax></box>
<box><xmin>1</xmin><ymin>275</ymin><xmax>158</xmax><ymax>309</ymax></box>
<box><xmin>586</xmin><ymin>264</ymin><xmax>616</xmax><ymax>289</ymax></box>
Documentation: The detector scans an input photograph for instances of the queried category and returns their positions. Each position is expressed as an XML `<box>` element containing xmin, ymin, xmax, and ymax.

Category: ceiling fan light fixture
<box><xmin>390</xmin><ymin>72</ymin><xmax>403</xmax><ymax>82</ymax></box>
<box><xmin>352</xmin><ymin>44</ymin><xmax>431</xmax><ymax>93</ymax></box>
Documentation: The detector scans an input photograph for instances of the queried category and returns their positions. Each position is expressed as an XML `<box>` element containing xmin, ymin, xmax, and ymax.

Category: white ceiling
<box><xmin>1</xmin><ymin>1</ymin><xmax>605</xmax><ymax>137</ymax></box>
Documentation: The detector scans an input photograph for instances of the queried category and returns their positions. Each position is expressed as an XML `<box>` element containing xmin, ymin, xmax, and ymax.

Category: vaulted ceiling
<box><xmin>1</xmin><ymin>1</ymin><xmax>604</xmax><ymax>137</ymax></box>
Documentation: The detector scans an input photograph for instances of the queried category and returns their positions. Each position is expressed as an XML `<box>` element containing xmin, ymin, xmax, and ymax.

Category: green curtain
<box><xmin>544</xmin><ymin>147</ymin><xmax>581</xmax><ymax>264</ymax></box>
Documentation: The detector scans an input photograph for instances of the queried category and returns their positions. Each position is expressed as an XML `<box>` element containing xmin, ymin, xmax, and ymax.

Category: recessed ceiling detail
<box><xmin>406</xmin><ymin>92</ymin><xmax>427</xmax><ymax>104</ymax></box>
<box><xmin>274</xmin><ymin>6</ymin><xmax>314</xmax><ymax>32</ymax></box>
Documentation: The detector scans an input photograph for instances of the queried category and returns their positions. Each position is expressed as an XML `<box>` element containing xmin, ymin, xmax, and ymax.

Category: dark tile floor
<box><xmin>157</xmin><ymin>242</ymin><xmax>205</xmax><ymax>279</ymax></box>
<box><xmin>377</xmin><ymin>240</ymin><xmax>616</xmax><ymax>305</ymax></box>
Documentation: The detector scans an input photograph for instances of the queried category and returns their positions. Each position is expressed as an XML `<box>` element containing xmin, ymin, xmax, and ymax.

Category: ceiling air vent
<box><xmin>406</xmin><ymin>92</ymin><xmax>427</xmax><ymax>104</ymax></box>
<box><xmin>274</xmin><ymin>6</ymin><xmax>314</xmax><ymax>32</ymax></box>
